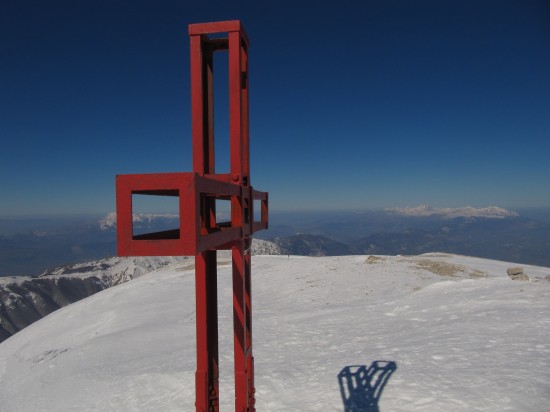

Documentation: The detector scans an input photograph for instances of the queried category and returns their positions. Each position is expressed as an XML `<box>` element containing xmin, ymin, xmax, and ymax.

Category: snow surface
<box><xmin>0</xmin><ymin>254</ymin><xmax>549</xmax><ymax>411</ymax></box>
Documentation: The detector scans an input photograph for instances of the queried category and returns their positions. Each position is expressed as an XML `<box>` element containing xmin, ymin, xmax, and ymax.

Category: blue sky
<box><xmin>1</xmin><ymin>0</ymin><xmax>549</xmax><ymax>215</ymax></box>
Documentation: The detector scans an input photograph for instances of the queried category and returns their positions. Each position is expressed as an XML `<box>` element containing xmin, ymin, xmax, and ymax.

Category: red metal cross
<box><xmin>115</xmin><ymin>20</ymin><xmax>268</xmax><ymax>412</ymax></box>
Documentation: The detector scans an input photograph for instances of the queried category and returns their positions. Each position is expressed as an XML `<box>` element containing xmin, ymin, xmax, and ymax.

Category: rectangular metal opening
<box><xmin>215</xmin><ymin>197</ymin><xmax>232</xmax><ymax>227</ymax></box>
<box><xmin>253</xmin><ymin>198</ymin><xmax>262</xmax><ymax>223</ymax></box>
<box><xmin>213</xmin><ymin>49</ymin><xmax>230</xmax><ymax>174</ymax></box>
<box><xmin>131</xmin><ymin>190</ymin><xmax>180</xmax><ymax>239</ymax></box>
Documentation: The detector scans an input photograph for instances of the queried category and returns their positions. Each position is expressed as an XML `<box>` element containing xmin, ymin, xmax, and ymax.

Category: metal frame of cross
<box><xmin>115</xmin><ymin>20</ymin><xmax>268</xmax><ymax>412</ymax></box>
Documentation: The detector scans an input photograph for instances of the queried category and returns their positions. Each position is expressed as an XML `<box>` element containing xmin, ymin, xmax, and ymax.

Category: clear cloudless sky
<box><xmin>1</xmin><ymin>0</ymin><xmax>549</xmax><ymax>215</ymax></box>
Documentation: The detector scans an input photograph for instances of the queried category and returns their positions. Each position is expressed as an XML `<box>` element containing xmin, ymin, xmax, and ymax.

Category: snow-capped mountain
<box><xmin>0</xmin><ymin>254</ymin><xmax>548</xmax><ymax>411</ymax></box>
<box><xmin>97</xmin><ymin>212</ymin><xmax>117</xmax><ymax>230</ymax></box>
<box><xmin>0</xmin><ymin>256</ymin><xmax>190</xmax><ymax>343</ymax></box>
<box><xmin>98</xmin><ymin>212</ymin><xmax>179</xmax><ymax>230</ymax></box>
<box><xmin>386</xmin><ymin>205</ymin><xmax>519</xmax><ymax>219</ymax></box>
<box><xmin>0</xmin><ymin>239</ymin><xmax>281</xmax><ymax>343</ymax></box>
<box><xmin>249</xmin><ymin>238</ymin><xmax>283</xmax><ymax>255</ymax></box>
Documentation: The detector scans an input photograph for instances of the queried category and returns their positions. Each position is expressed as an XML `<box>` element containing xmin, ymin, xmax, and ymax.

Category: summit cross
<box><xmin>115</xmin><ymin>20</ymin><xmax>268</xmax><ymax>412</ymax></box>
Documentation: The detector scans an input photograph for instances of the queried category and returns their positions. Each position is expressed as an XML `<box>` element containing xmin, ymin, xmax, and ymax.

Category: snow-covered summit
<box><xmin>250</xmin><ymin>238</ymin><xmax>284</xmax><ymax>255</ymax></box>
<box><xmin>386</xmin><ymin>204</ymin><xmax>519</xmax><ymax>219</ymax></box>
<box><xmin>98</xmin><ymin>212</ymin><xmax>179</xmax><ymax>230</ymax></box>
<box><xmin>0</xmin><ymin>253</ymin><xmax>549</xmax><ymax>411</ymax></box>
<box><xmin>98</xmin><ymin>212</ymin><xmax>117</xmax><ymax>229</ymax></box>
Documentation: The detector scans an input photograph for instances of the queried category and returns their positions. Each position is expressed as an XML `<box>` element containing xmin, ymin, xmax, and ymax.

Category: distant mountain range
<box><xmin>385</xmin><ymin>205</ymin><xmax>519</xmax><ymax>218</ymax></box>
<box><xmin>1</xmin><ymin>206</ymin><xmax>549</xmax><ymax>276</ymax></box>
<box><xmin>263</xmin><ymin>206</ymin><xmax>550</xmax><ymax>266</ymax></box>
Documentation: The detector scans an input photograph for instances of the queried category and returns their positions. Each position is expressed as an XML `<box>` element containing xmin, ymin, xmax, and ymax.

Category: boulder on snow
<box><xmin>507</xmin><ymin>266</ymin><xmax>524</xmax><ymax>276</ymax></box>
<box><xmin>507</xmin><ymin>266</ymin><xmax>529</xmax><ymax>281</ymax></box>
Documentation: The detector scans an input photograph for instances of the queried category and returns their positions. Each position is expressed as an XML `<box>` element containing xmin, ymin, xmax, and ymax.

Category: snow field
<box><xmin>0</xmin><ymin>254</ymin><xmax>549</xmax><ymax>411</ymax></box>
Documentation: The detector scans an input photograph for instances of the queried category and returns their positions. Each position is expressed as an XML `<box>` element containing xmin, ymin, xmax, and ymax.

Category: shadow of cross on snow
<box><xmin>338</xmin><ymin>361</ymin><xmax>397</xmax><ymax>412</ymax></box>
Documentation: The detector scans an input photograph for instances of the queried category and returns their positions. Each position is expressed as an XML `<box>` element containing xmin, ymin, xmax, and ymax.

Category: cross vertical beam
<box><xmin>195</xmin><ymin>250</ymin><xmax>219</xmax><ymax>410</ymax></box>
<box><xmin>227</xmin><ymin>24</ymin><xmax>255</xmax><ymax>412</ymax></box>
<box><xmin>189</xmin><ymin>20</ymin><xmax>256</xmax><ymax>412</ymax></box>
<box><xmin>189</xmin><ymin>21</ymin><xmax>220</xmax><ymax>412</ymax></box>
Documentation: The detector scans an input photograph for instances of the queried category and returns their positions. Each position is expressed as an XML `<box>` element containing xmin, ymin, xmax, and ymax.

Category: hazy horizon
<box><xmin>1</xmin><ymin>205</ymin><xmax>549</xmax><ymax>276</ymax></box>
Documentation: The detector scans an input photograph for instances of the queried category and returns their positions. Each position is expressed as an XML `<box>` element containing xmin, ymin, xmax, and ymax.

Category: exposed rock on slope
<box><xmin>250</xmin><ymin>238</ymin><xmax>284</xmax><ymax>255</ymax></box>
<box><xmin>0</xmin><ymin>239</ymin><xmax>281</xmax><ymax>343</ymax></box>
<box><xmin>0</xmin><ymin>256</ymin><xmax>189</xmax><ymax>343</ymax></box>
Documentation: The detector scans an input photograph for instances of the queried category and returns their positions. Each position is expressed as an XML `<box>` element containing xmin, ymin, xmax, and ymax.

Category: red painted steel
<box><xmin>115</xmin><ymin>20</ymin><xmax>267</xmax><ymax>412</ymax></box>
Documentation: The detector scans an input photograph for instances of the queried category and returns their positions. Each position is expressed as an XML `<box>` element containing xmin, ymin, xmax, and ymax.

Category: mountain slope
<box><xmin>0</xmin><ymin>254</ymin><xmax>549</xmax><ymax>411</ymax></box>
<box><xmin>273</xmin><ymin>233</ymin><xmax>356</xmax><ymax>256</ymax></box>
<box><xmin>0</xmin><ymin>256</ymin><xmax>190</xmax><ymax>342</ymax></box>
<box><xmin>0</xmin><ymin>239</ymin><xmax>281</xmax><ymax>343</ymax></box>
